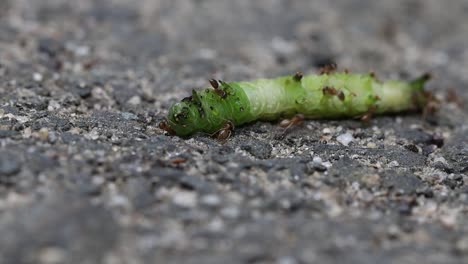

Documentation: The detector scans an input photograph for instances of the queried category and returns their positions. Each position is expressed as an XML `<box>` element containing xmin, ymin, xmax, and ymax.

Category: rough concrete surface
<box><xmin>0</xmin><ymin>0</ymin><xmax>467</xmax><ymax>263</ymax></box>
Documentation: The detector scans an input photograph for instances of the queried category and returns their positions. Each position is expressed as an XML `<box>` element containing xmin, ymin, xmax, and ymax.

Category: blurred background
<box><xmin>2</xmin><ymin>0</ymin><xmax>468</xmax><ymax>97</ymax></box>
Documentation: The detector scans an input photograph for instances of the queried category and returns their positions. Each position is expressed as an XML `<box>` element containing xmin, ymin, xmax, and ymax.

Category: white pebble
<box><xmin>336</xmin><ymin>132</ymin><xmax>354</xmax><ymax>146</ymax></box>
<box><xmin>87</xmin><ymin>128</ymin><xmax>100</xmax><ymax>140</ymax></box>
<box><xmin>220</xmin><ymin>206</ymin><xmax>240</xmax><ymax>219</ymax></box>
<box><xmin>271</xmin><ymin>36</ymin><xmax>297</xmax><ymax>55</ymax></box>
<box><xmin>127</xmin><ymin>95</ymin><xmax>142</xmax><ymax>106</ymax></box>
<box><xmin>206</xmin><ymin>218</ymin><xmax>225</xmax><ymax>232</ymax></box>
<box><xmin>173</xmin><ymin>191</ymin><xmax>197</xmax><ymax>208</ymax></box>
<box><xmin>201</xmin><ymin>194</ymin><xmax>221</xmax><ymax>207</ymax></box>
<box><xmin>33</xmin><ymin>72</ymin><xmax>43</xmax><ymax>82</ymax></box>
<box><xmin>196</xmin><ymin>48</ymin><xmax>216</xmax><ymax>60</ymax></box>
<box><xmin>322</xmin><ymin>161</ymin><xmax>332</xmax><ymax>168</ymax></box>
<box><xmin>277</xmin><ymin>256</ymin><xmax>298</xmax><ymax>264</ymax></box>
<box><xmin>434</xmin><ymin>156</ymin><xmax>448</xmax><ymax>164</ymax></box>
<box><xmin>312</xmin><ymin>156</ymin><xmax>322</xmax><ymax>165</ymax></box>
<box><xmin>39</xmin><ymin>247</ymin><xmax>66</xmax><ymax>264</ymax></box>
<box><xmin>109</xmin><ymin>194</ymin><xmax>130</xmax><ymax>208</ymax></box>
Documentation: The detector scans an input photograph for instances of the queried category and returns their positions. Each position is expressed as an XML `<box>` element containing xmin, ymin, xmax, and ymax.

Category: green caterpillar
<box><xmin>160</xmin><ymin>69</ymin><xmax>430</xmax><ymax>138</ymax></box>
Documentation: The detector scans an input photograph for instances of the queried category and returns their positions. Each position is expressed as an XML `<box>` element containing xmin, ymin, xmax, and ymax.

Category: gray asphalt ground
<box><xmin>0</xmin><ymin>0</ymin><xmax>467</xmax><ymax>263</ymax></box>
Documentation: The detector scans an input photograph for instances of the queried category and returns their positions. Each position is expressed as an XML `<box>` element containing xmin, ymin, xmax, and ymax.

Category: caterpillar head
<box><xmin>161</xmin><ymin>100</ymin><xmax>201</xmax><ymax>136</ymax></box>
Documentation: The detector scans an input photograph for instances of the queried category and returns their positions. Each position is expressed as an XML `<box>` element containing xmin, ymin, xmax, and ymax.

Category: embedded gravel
<box><xmin>0</xmin><ymin>1</ymin><xmax>468</xmax><ymax>263</ymax></box>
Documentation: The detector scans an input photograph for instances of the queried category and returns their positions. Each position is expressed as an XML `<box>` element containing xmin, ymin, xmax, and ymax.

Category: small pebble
<box><xmin>307</xmin><ymin>156</ymin><xmax>328</xmax><ymax>172</ymax></box>
<box><xmin>271</xmin><ymin>36</ymin><xmax>297</xmax><ymax>55</ymax></box>
<box><xmin>48</xmin><ymin>131</ymin><xmax>57</xmax><ymax>143</ymax></box>
<box><xmin>75</xmin><ymin>45</ymin><xmax>90</xmax><ymax>56</ymax></box>
<box><xmin>33</xmin><ymin>72</ymin><xmax>43</xmax><ymax>82</ymax></box>
<box><xmin>433</xmin><ymin>156</ymin><xmax>448</xmax><ymax>164</ymax></box>
<box><xmin>206</xmin><ymin>217</ymin><xmax>224</xmax><ymax>232</ymax></box>
<box><xmin>312</xmin><ymin>156</ymin><xmax>322</xmax><ymax>164</ymax></box>
<box><xmin>127</xmin><ymin>95</ymin><xmax>142</xmax><ymax>106</ymax></box>
<box><xmin>336</xmin><ymin>132</ymin><xmax>354</xmax><ymax>146</ymax></box>
<box><xmin>172</xmin><ymin>191</ymin><xmax>197</xmax><ymax>208</ymax></box>
<box><xmin>200</xmin><ymin>194</ymin><xmax>221</xmax><ymax>207</ymax></box>
<box><xmin>456</xmin><ymin>237</ymin><xmax>468</xmax><ymax>253</ymax></box>
<box><xmin>38</xmin><ymin>127</ymin><xmax>49</xmax><ymax>141</ymax></box>
<box><xmin>276</xmin><ymin>256</ymin><xmax>298</xmax><ymax>264</ymax></box>
<box><xmin>0</xmin><ymin>152</ymin><xmax>21</xmax><ymax>176</ymax></box>
<box><xmin>86</xmin><ymin>128</ymin><xmax>100</xmax><ymax>140</ymax></box>
<box><xmin>121</xmin><ymin>112</ymin><xmax>138</xmax><ymax>120</ymax></box>
<box><xmin>220</xmin><ymin>206</ymin><xmax>240</xmax><ymax>219</ymax></box>
<box><xmin>109</xmin><ymin>194</ymin><xmax>130</xmax><ymax>209</ymax></box>
<box><xmin>39</xmin><ymin>247</ymin><xmax>66</xmax><ymax>264</ymax></box>
<box><xmin>362</xmin><ymin>174</ymin><xmax>381</xmax><ymax>186</ymax></box>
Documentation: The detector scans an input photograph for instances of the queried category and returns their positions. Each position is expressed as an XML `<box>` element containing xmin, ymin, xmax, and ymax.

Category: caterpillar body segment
<box><xmin>163</xmin><ymin>72</ymin><xmax>430</xmax><ymax>137</ymax></box>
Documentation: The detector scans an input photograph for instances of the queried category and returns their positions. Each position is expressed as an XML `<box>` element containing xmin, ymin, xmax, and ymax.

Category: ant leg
<box><xmin>421</xmin><ymin>91</ymin><xmax>439</xmax><ymax>120</ymax></box>
<box><xmin>319</xmin><ymin>62</ymin><xmax>337</xmax><ymax>75</ymax></box>
<box><xmin>279</xmin><ymin>114</ymin><xmax>305</xmax><ymax>130</ymax></box>
<box><xmin>212</xmin><ymin>121</ymin><xmax>234</xmax><ymax>141</ymax></box>
<box><xmin>360</xmin><ymin>106</ymin><xmax>377</xmax><ymax>123</ymax></box>
<box><xmin>159</xmin><ymin>120</ymin><xmax>176</xmax><ymax>135</ymax></box>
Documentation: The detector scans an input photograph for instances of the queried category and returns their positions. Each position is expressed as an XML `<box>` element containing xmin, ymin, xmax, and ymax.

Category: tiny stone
<box><xmin>433</xmin><ymin>156</ymin><xmax>448</xmax><ymax>164</ymax></box>
<box><xmin>75</xmin><ymin>45</ymin><xmax>90</xmax><ymax>56</ymax></box>
<box><xmin>322</xmin><ymin>161</ymin><xmax>332</xmax><ymax>168</ymax></box>
<box><xmin>121</xmin><ymin>112</ymin><xmax>138</xmax><ymax>120</ymax></box>
<box><xmin>322</xmin><ymin>128</ymin><xmax>331</xmax><ymax>134</ymax></box>
<box><xmin>351</xmin><ymin>181</ymin><xmax>360</xmax><ymax>190</ymax></box>
<box><xmin>47</xmin><ymin>100</ymin><xmax>61</xmax><ymax>111</ymax></box>
<box><xmin>172</xmin><ymin>191</ymin><xmax>197</xmax><ymax>208</ymax></box>
<box><xmin>33</xmin><ymin>72</ymin><xmax>43</xmax><ymax>82</ymax></box>
<box><xmin>312</xmin><ymin>156</ymin><xmax>322</xmax><ymax>164</ymax></box>
<box><xmin>197</xmin><ymin>48</ymin><xmax>216</xmax><ymax>60</ymax></box>
<box><xmin>39</xmin><ymin>247</ymin><xmax>66</xmax><ymax>264</ymax></box>
<box><xmin>109</xmin><ymin>194</ymin><xmax>130</xmax><ymax>209</ymax></box>
<box><xmin>277</xmin><ymin>256</ymin><xmax>298</xmax><ymax>264</ymax></box>
<box><xmin>38</xmin><ymin>127</ymin><xmax>49</xmax><ymax>141</ymax></box>
<box><xmin>0</xmin><ymin>151</ymin><xmax>21</xmax><ymax>176</ymax></box>
<box><xmin>387</xmin><ymin>225</ymin><xmax>401</xmax><ymax>239</ymax></box>
<box><xmin>200</xmin><ymin>194</ymin><xmax>221</xmax><ymax>207</ymax></box>
<box><xmin>220</xmin><ymin>206</ymin><xmax>240</xmax><ymax>219</ymax></box>
<box><xmin>388</xmin><ymin>160</ymin><xmax>399</xmax><ymax>168</ymax></box>
<box><xmin>23</xmin><ymin>127</ymin><xmax>32</xmax><ymax>138</ymax></box>
<box><xmin>456</xmin><ymin>237</ymin><xmax>468</xmax><ymax>253</ymax></box>
<box><xmin>206</xmin><ymin>217</ymin><xmax>224</xmax><ymax>232</ymax></box>
<box><xmin>336</xmin><ymin>132</ymin><xmax>354</xmax><ymax>146</ymax></box>
<box><xmin>271</xmin><ymin>36</ymin><xmax>297</xmax><ymax>55</ymax></box>
<box><xmin>306</xmin><ymin>159</ymin><xmax>327</xmax><ymax>172</ymax></box>
<box><xmin>48</xmin><ymin>131</ymin><xmax>57</xmax><ymax>143</ymax></box>
<box><xmin>127</xmin><ymin>95</ymin><xmax>142</xmax><ymax>106</ymax></box>
<box><xmin>362</xmin><ymin>174</ymin><xmax>381</xmax><ymax>186</ymax></box>
<box><xmin>440</xmin><ymin>212</ymin><xmax>457</xmax><ymax>228</ymax></box>
<box><xmin>86</xmin><ymin>128</ymin><xmax>100</xmax><ymax>140</ymax></box>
